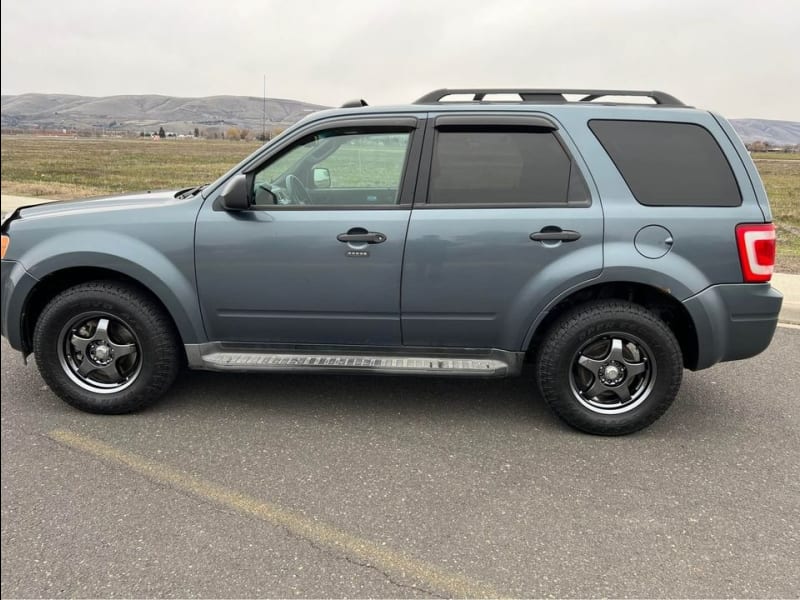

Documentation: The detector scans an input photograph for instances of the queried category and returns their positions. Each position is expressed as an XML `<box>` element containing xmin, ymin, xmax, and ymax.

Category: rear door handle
<box><xmin>530</xmin><ymin>228</ymin><xmax>581</xmax><ymax>242</ymax></box>
<box><xmin>337</xmin><ymin>229</ymin><xmax>387</xmax><ymax>244</ymax></box>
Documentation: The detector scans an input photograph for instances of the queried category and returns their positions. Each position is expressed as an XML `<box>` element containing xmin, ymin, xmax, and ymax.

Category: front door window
<box><xmin>253</xmin><ymin>130</ymin><xmax>411</xmax><ymax>207</ymax></box>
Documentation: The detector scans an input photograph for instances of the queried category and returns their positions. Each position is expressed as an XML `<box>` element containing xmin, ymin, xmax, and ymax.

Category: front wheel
<box><xmin>536</xmin><ymin>300</ymin><xmax>683</xmax><ymax>435</ymax></box>
<box><xmin>33</xmin><ymin>280</ymin><xmax>181</xmax><ymax>414</ymax></box>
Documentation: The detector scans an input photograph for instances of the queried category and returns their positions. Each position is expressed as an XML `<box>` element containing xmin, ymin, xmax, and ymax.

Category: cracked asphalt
<box><xmin>2</xmin><ymin>328</ymin><xmax>799</xmax><ymax>598</ymax></box>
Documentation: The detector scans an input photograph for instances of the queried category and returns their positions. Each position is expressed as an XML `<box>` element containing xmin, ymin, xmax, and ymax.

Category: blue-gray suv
<box><xmin>0</xmin><ymin>88</ymin><xmax>783</xmax><ymax>434</ymax></box>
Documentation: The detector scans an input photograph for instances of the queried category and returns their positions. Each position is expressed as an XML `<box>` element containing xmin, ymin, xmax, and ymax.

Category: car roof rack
<box><xmin>413</xmin><ymin>88</ymin><xmax>685</xmax><ymax>106</ymax></box>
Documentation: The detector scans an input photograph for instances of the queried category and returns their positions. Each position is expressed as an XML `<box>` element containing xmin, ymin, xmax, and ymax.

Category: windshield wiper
<box><xmin>178</xmin><ymin>184</ymin><xmax>209</xmax><ymax>199</ymax></box>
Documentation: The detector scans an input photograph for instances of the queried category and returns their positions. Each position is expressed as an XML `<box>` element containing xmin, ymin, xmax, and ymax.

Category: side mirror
<box><xmin>312</xmin><ymin>167</ymin><xmax>331</xmax><ymax>189</ymax></box>
<box><xmin>220</xmin><ymin>174</ymin><xmax>250</xmax><ymax>211</ymax></box>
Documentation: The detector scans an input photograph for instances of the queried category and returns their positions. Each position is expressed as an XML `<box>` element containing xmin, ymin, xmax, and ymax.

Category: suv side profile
<box><xmin>0</xmin><ymin>88</ymin><xmax>783</xmax><ymax>435</ymax></box>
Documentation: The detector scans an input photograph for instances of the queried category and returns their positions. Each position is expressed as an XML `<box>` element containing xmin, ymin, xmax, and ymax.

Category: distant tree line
<box><xmin>2</xmin><ymin>125</ymin><xmax>286</xmax><ymax>141</ymax></box>
<box><xmin>746</xmin><ymin>140</ymin><xmax>800</xmax><ymax>153</ymax></box>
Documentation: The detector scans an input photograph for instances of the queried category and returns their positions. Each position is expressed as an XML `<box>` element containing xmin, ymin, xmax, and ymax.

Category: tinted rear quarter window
<box><xmin>589</xmin><ymin>120</ymin><xmax>741</xmax><ymax>207</ymax></box>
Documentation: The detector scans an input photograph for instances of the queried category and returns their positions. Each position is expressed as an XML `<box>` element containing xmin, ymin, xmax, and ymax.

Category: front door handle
<box><xmin>337</xmin><ymin>229</ymin><xmax>387</xmax><ymax>244</ymax></box>
<box><xmin>530</xmin><ymin>228</ymin><xmax>581</xmax><ymax>242</ymax></box>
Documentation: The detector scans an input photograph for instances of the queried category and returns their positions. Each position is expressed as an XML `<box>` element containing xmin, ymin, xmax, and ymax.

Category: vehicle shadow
<box><xmin>161</xmin><ymin>365</ymin><xmax>563</xmax><ymax>428</ymax></box>
<box><xmin>157</xmin><ymin>366</ymin><xmax>732</xmax><ymax>438</ymax></box>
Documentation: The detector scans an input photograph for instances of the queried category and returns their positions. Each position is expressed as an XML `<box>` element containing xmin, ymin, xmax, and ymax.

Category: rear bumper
<box><xmin>683</xmin><ymin>282</ymin><xmax>783</xmax><ymax>370</ymax></box>
<box><xmin>1</xmin><ymin>259</ymin><xmax>38</xmax><ymax>352</ymax></box>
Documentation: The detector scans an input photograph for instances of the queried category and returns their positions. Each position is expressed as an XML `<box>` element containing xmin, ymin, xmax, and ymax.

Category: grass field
<box><xmin>2</xmin><ymin>135</ymin><xmax>798</xmax><ymax>271</ymax></box>
<box><xmin>0</xmin><ymin>136</ymin><xmax>261</xmax><ymax>199</ymax></box>
<box><xmin>754</xmin><ymin>156</ymin><xmax>800</xmax><ymax>271</ymax></box>
<box><xmin>750</xmin><ymin>152</ymin><xmax>800</xmax><ymax>161</ymax></box>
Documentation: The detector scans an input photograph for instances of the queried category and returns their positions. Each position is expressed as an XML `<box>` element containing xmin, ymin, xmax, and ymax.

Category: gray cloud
<box><xmin>2</xmin><ymin>0</ymin><xmax>798</xmax><ymax>119</ymax></box>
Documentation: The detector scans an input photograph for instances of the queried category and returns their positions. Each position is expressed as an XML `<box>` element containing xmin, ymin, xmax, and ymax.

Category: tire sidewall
<box><xmin>34</xmin><ymin>283</ymin><xmax>177</xmax><ymax>413</ymax></box>
<box><xmin>538</xmin><ymin>302</ymin><xmax>683</xmax><ymax>434</ymax></box>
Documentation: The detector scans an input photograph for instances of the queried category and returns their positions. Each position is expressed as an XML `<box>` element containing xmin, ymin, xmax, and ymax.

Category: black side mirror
<box><xmin>220</xmin><ymin>174</ymin><xmax>250</xmax><ymax>211</ymax></box>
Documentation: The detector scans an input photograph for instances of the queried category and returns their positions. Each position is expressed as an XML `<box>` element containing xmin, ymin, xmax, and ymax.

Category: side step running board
<box><xmin>185</xmin><ymin>344</ymin><xmax>523</xmax><ymax>377</ymax></box>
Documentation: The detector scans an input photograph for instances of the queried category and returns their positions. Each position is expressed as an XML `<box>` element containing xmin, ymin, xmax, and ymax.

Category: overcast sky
<box><xmin>2</xmin><ymin>0</ymin><xmax>798</xmax><ymax>120</ymax></box>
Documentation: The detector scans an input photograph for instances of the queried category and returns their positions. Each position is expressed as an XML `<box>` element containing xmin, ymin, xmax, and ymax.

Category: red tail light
<box><xmin>736</xmin><ymin>223</ymin><xmax>776</xmax><ymax>282</ymax></box>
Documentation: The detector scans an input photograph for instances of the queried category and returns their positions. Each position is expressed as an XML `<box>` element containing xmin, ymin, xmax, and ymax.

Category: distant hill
<box><xmin>1</xmin><ymin>93</ymin><xmax>798</xmax><ymax>146</ymax></box>
<box><xmin>728</xmin><ymin>119</ymin><xmax>800</xmax><ymax>147</ymax></box>
<box><xmin>0</xmin><ymin>93</ymin><xmax>328</xmax><ymax>134</ymax></box>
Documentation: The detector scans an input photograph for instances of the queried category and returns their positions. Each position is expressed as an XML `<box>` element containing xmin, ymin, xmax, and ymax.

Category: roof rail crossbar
<box><xmin>414</xmin><ymin>88</ymin><xmax>685</xmax><ymax>106</ymax></box>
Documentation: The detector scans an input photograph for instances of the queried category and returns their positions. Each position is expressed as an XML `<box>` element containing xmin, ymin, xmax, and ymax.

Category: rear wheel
<box><xmin>536</xmin><ymin>300</ymin><xmax>683</xmax><ymax>435</ymax></box>
<box><xmin>33</xmin><ymin>280</ymin><xmax>180</xmax><ymax>414</ymax></box>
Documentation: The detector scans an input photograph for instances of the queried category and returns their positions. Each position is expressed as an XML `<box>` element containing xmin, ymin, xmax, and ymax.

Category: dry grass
<box><xmin>1</xmin><ymin>136</ymin><xmax>260</xmax><ymax>199</ymax></box>
<box><xmin>2</xmin><ymin>135</ymin><xmax>798</xmax><ymax>270</ymax></box>
<box><xmin>754</xmin><ymin>157</ymin><xmax>800</xmax><ymax>272</ymax></box>
<box><xmin>750</xmin><ymin>152</ymin><xmax>800</xmax><ymax>161</ymax></box>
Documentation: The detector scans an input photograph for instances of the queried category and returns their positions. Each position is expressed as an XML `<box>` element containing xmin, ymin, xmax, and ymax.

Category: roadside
<box><xmin>773</xmin><ymin>273</ymin><xmax>800</xmax><ymax>324</ymax></box>
<box><xmin>1</xmin><ymin>194</ymin><xmax>54</xmax><ymax>215</ymax></box>
<box><xmin>2</xmin><ymin>193</ymin><xmax>799</xmax><ymax>324</ymax></box>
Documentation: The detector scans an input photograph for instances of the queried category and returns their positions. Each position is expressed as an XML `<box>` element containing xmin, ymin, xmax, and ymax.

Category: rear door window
<box><xmin>427</xmin><ymin>129</ymin><xmax>589</xmax><ymax>206</ymax></box>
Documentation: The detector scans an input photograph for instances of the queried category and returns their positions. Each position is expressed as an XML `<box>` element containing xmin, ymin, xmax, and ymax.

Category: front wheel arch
<box><xmin>21</xmin><ymin>267</ymin><xmax>185</xmax><ymax>360</ymax></box>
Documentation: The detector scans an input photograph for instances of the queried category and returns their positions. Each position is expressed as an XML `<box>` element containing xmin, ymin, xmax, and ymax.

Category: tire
<box><xmin>536</xmin><ymin>300</ymin><xmax>683</xmax><ymax>435</ymax></box>
<box><xmin>33</xmin><ymin>280</ymin><xmax>181</xmax><ymax>414</ymax></box>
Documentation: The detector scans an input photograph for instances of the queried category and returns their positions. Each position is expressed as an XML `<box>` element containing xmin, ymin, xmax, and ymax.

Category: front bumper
<box><xmin>683</xmin><ymin>282</ymin><xmax>783</xmax><ymax>370</ymax></box>
<box><xmin>1</xmin><ymin>259</ymin><xmax>39</xmax><ymax>352</ymax></box>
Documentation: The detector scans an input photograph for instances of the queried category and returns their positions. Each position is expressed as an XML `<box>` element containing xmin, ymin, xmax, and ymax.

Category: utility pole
<box><xmin>262</xmin><ymin>75</ymin><xmax>267</xmax><ymax>141</ymax></box>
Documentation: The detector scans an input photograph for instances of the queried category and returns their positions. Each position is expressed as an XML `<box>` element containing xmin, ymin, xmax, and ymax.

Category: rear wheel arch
<box><xmin>527</xmin><ymin>281</ymin><xmax>699</xmax><ymax>370</ymax></box>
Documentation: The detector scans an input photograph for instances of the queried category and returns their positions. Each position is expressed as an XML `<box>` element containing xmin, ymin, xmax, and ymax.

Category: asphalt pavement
<box><xmin>2</xmin><ymin>328</ymin><xmax>799</xmax><ymax>598</ymax></box>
